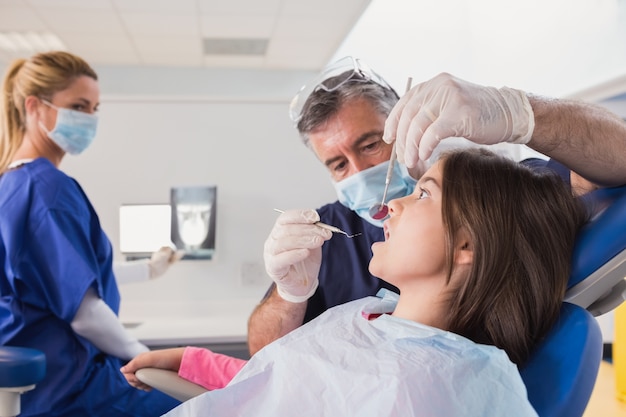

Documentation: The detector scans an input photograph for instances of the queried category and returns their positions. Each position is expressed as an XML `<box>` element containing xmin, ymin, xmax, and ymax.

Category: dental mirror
<box><xmin>368</xmin><ymin>151</ymin><xmax>394</xmax><ymax>220</ymax></box>
<box><xmin>368</xmin><ymin>77</ymin><xmax>413</xmax><ymax>221</ymax></box>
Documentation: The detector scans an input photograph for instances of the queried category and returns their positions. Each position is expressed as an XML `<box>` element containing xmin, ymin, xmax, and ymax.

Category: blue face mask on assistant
<box><xmin>333</xmin><ymin>160</ymin><xmax>417</xmax><ymax>227</ymax></box>
<box><xmin>40</xmin><ymin>100</ymin><xmax>98</xmax><ymax>155</ymax></box>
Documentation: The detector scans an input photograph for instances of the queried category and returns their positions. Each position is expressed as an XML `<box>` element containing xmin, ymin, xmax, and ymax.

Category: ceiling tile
<box><xmin>26</xmin><ymin>0</ymin><xmax>112</xmax><ymax>10</ymax></box>
<box><xmin>197</xmin><ymin>0</ymin><xmax>281</xmax><ymax>16</ymax></box>
<box><xmin>112</xmin><ymin>0</ymin><xmax>197</xmax><ymax>13</ymax></box>
<box><xmin>61</xmin><ymin>34</ymin><xmax>140</xmax><ymax>66</ymax></box>
<box><xmin>120</xmin><ymin>12</ymin><xmax>199</xmax><ymax>36</ymax></box>
<box><xmin>273</xmin><ymin>16</ymin><xmax>345</xmax><ymax>42</ymax></box>
<box><xmin>0</xmin><ymin>6</ymin><xmax>48</xmax><ymax>31</ymax></box>
<box><xmin>133</xmin><ymin>35</ymin><xmax>203</xmax><ymax>66</ymax></box>
<box><xmin>0</xmin><ymin>0</ymin><xmax>369</xmax><ymax>71</ymax></box>
<box><xmin>39</xmin><ymin>9</ymin><xmax>126</xmax><ymax>34</ymax></box>
<box><xmin>281</xmin><ymin>0</ymin><xmax>370</xmax><ymax>17</ymax></box>
<box><xmin>199</xmin><ymin>15</ymin><xmax>274</xmax><ymax>38</ymax></box>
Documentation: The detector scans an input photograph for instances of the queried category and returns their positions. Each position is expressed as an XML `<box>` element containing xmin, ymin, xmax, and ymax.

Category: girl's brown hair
<box><xmin>0</xmin><ymin>51</ymin><xmax>97</xmax><ymax>171</ymax></box>
<box><xmin>440</xmin><ymin>148</ymin><xmax>588</xmax><ymax>365</ymax></box>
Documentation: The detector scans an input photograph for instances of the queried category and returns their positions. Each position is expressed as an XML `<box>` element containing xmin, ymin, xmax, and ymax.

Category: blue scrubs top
<box><xmin>521</xmin><ymin>157</ymin><xmax>570</xmax><ymax>185</ymax></box>
<box><xmin>299</xmin><ymin>157</ymin><xmax>571</xmax><ymax>324</ymax></box>
<box><xmin>0</xmin><ymin>158</ymin><xmax>178</xmax><ymax>416</ymax></box>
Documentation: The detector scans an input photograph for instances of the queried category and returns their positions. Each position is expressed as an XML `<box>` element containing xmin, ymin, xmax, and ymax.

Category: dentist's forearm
<box><xmin>247</xmin><ymin>285</ymin><xmax>306</xmax><ymax>356</ymax></box>
<box><xmin>527</xmin><ymin>95</ymin><xmax>626</xmax><ymax>187</ymax></box>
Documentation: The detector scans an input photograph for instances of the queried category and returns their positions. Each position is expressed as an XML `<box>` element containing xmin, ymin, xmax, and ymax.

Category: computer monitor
<box><xmin>119</xmin><ymin>204</ymin><xmax>173</xmax><ymax>260</ymax></box>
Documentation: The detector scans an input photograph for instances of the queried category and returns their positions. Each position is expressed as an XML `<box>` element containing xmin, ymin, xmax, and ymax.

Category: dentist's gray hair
<box><xmin>296</xmin><ymin>72</ymin><xmax>399</xmax><ymax>148</ymax></box>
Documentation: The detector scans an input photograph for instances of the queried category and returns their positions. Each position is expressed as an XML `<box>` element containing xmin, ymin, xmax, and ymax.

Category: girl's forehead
<box><xmin>418</xmin><ymin>160</ymin><xmax>443</xmax><ymax>184</ymax></box>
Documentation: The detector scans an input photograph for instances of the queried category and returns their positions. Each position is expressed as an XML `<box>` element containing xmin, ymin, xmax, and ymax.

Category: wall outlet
<box><xmin>240</xmin><ymin>261</ymin><xmax>269</xmax><ymax>286</ymax></box>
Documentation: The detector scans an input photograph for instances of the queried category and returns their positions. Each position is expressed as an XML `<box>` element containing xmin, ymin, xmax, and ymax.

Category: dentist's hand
<box><xmin>383</xmin><ymin>72</ymin><xmax>535</xmax><ymax>168</ymax></box>
<box><xmin>264</xmin><ymin>209</ymin><xmax>332</xmax><ymax>303</ymax></box>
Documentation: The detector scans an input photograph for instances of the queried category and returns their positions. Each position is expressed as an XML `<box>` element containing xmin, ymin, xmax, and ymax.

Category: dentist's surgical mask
<box><xmin>39</xmin><ymin>99</ymin><xmax>98</xmax><ymax>155</ymax></box>
<box><xmin>333</xmin><ymin>160</ymin><xmax>416</xmax><ymax>227</ymax></box>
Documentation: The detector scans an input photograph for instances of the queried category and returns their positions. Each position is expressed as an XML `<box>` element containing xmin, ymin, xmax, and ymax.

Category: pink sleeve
<box><xmin>178</xmin><ymin>346</ymin><xmax>247</xmax><ymax>390</ymax></box>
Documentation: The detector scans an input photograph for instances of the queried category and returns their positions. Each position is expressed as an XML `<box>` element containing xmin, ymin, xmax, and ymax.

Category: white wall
<box><xmin>332</xmin><ymin>0</ymin><xmax>626</xmax><ymax>99</ymax></box>
<box><xmin>56</xmin><ymin>66</ymin><xmax>338</xmax><ymax>318</ymax></box>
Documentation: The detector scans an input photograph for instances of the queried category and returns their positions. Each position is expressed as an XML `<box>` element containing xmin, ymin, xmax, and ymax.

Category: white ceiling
<box><xmin>2</xmin><ymin>0</ymin><xmax>626</xmax><ymax>108</ymax></box>
<box><xmin>0</xmin><ymin>0</ymin><xmax>370</xmax><ymax>70</ymax></box>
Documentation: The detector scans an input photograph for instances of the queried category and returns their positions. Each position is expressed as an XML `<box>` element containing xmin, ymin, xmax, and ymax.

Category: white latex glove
<box><xmin>148</xmin><ymin>246</ymin><xmax>183</xmax><ymax>279</ymax></box>
<box><xmin>264</xmin><ymin>209</ymin><xmax>332</xmax><ymax>303</ymax></box>
<box><xmin>383</xmin><ymin>73</ymin><xmax>535</xmax><ymax>168</ymax></box>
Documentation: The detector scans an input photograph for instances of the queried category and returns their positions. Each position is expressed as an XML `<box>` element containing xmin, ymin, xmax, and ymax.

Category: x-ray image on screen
<box><xmin>170</xmin><ymin>185</ymin><xmax>216</xmax><ymax>260</ymax></box>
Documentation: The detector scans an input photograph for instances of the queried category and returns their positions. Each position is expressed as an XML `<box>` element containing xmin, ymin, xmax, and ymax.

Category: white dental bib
<box><xmin>166</xmin><ymin>294</ymin><xmax>537</xmax><ymax>417</ymax></box>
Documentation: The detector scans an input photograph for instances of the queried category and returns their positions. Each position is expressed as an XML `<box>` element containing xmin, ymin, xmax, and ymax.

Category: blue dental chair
<box><xmin>565</xmin><ymin>185</ymin><xmax>626</xmax><ymax>316</ymax></box>
<box><xmin>521</xmin><ymin>184</ymin><xmax>626</xmax><ymax>417</ymax></box>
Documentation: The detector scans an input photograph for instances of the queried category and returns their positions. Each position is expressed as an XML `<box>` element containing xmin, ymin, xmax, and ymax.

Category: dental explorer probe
<box><xmin>273</xmin><ymin>209</ymin><xmax>362</xmax><ymax>238</ymax></box>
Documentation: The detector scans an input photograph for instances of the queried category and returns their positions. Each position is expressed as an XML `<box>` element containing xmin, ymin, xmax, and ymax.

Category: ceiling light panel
<box><xmin>203</xmin><ymin>38</ymin><xmax>268</xmax><ymax>56</ymax></box>
<box><xmin>0</xmin><ymin>31</ymin><xmax>66</xmax><ymax>53</ymax></box>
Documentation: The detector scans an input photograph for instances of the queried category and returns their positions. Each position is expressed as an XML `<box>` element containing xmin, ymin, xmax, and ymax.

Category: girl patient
<box><xmin>122</xmin><ymin>148</ymin><xmax>587</xmax><ymax>416</ymax></box>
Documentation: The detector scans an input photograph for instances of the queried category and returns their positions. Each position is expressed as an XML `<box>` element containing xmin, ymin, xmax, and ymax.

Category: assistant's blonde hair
<box><xmin>0</xmin><ymin>51</ymin><xmax>97</xmax><ymax>171</ymax></box>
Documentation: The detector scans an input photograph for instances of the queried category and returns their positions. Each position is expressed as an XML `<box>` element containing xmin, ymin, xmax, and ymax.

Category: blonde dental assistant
<box><xmin>0</xmin><ymin>51</ymin><xmax>179</xmax><ymax>416</ymax></box>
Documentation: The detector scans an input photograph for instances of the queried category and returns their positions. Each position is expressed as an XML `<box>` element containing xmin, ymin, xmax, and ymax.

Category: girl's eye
<box><xmin>417</xmin><ymin>188</ymin><xmax>429</xmax><ymax>200</ymax></box>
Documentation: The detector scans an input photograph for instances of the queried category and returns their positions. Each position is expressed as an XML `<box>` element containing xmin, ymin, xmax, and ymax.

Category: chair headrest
<box><xmin>569</xmin><ymin>185</ymin><xmax>626</xmax><ymax>288</ymax></box>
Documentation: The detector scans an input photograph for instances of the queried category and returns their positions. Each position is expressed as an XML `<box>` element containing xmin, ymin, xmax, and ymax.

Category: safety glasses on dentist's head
<box><xmin>288</xmin><ymin>56</ymin><xmax>395</xmax><ymax>123</ymax></box>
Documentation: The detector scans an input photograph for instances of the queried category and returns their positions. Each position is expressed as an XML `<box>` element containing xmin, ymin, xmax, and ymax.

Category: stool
<box><xmin>0</xmin><ymin>347</ymin><xmax>46</xmax><ymax>417</ymax></box>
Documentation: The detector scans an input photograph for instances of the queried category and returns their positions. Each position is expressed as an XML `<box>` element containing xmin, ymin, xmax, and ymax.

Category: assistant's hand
<box><xmin>120</xmin><ymin>347</ymin><xmax>186</xmax><ymax>391</ymax></box>
<box><xmin>148</xmin><ymin>246</ymin><xmax>183</xmax><ymax>279</ymax></box>
<box><xmin>383</xmin><ymin>73</ymin><xmax>535</xmax><ymax>167</ymax></box>
<box><xmin>264</xmin><ymin>209</ymin><xmax>332</xmax><ymax>303</ymax></box>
